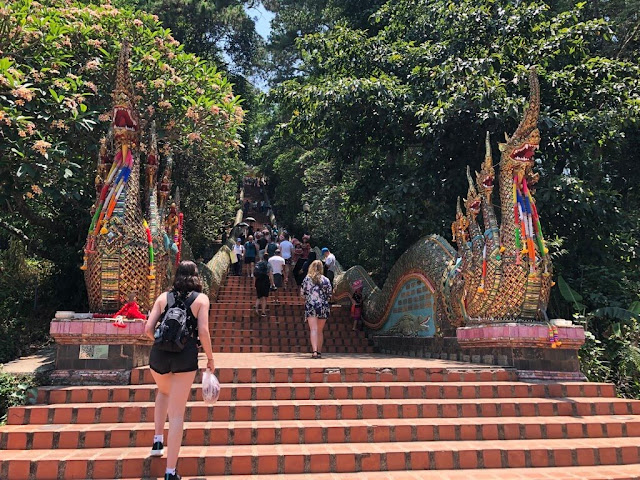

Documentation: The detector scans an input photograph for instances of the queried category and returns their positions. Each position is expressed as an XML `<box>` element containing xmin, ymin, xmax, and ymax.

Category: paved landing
<box><xmin>198</xmin><ymin>352</ymin><xmax>499</xmax><ymax>370</ymax></box>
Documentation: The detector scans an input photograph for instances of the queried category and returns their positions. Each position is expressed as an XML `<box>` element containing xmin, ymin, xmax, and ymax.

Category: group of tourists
<box><xmin>143</xmin><ymin>212</ymin><xmax>366</xmax><ymax>480</ymax></box>
<box><xmin>243</xmin><ymin>176</ymin><xmax>267</xmax><ymax>188</ymax></box>
<box><xmin>243</xmin><ymin>198</ymin><xmax>271</xmax><ymax>217</ymax></box>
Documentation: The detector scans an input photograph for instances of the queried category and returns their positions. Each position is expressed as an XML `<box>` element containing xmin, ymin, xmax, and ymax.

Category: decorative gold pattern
<box><xmin>83</xmin><ymin>41</ymin><xmax>171</xmax><ymax>313</ymax></box>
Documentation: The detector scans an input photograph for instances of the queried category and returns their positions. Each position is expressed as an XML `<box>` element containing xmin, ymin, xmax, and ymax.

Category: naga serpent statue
<box><xmin>334</xmin><ymin>69</ymin><xmax>552</xmax><ymax>334</ymax></box>
<box><xmin>82</xmin><ymin>41</ymin><xmax>176</xmax><ymax>312</ymax></box>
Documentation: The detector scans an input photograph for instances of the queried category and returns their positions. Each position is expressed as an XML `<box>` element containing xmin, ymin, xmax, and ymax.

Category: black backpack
<box><xmin>254</xmin><ymin>261</ymin><xmax>268</xmax><ymax>277</ymax></box>
<box><xmin>154</xmin><ymin>291</ymin><xmax>198</xmax><ymax>352</ymax></box>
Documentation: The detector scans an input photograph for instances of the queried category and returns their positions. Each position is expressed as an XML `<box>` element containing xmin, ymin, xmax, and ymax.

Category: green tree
<box><xmin>0</xmin><ymin>0</ymin><xmax>244</xmax><ymax>319</ymax></box>
<box><xmin>124</xmin><ymin>0</ymin><xmax>266</xmax><ymax>76</ymax></box>
<box><xmin>261</xmin><ymin>0</ymin><xmax>640</xmax><ymax>307</ymax></box>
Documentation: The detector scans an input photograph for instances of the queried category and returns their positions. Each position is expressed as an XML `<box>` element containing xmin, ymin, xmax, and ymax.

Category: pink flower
<box><xmin>32</xmin><ymin>140</ymin><xmax>52</xmax><ymax>156</ymax></box>
<box><xmin>12</xmin><ymin>87</ymin><xmax>34</xmax><ymax>102</ymax></box>
<box><xmin>158</xmin><ymin>100</ymin><xmax>172</xmax><ymax>109</ymax></box>
<box><xmin>84</xmin><ymin>81</ymin><xmax>98</xmax><ymax>93</ymax></box>
<box><xmin>185</xmin><ymin>106</ymin><xmax>198</xmax><ymax>120</ymax></box>
<box><xmin>210</xmin><ymin>105</ymin><xmax>220</xmax><ymax>114</ymax></box>
<box><xmin>84</xmin><ymin>59</ymin><xmax>100</xmax><ymax>71</ymax></box>
<box><xmin>133</xmin><ymin>19</ymin><xmax>143</xmax><ymax>27</ymax></box>
<box><xmin>187</xmin><ymin>132</ymin><xmax>201</xmax><ymax>143</ymax></box>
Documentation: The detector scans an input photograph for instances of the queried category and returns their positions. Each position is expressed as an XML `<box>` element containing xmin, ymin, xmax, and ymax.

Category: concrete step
<box><xmin>129</xmin><ymin>365</ymin><xmax>518</xmax><ymax>385</ymax></box>
<box><xmin>34</xmin><ymin>382</ymin><xmax>615</xmax><ymax>405</ymax></box>
<box><xmin>112</xmin><ymin>466</ymin><xmax>640</xmax><ymax>480</ymax></box>
<box><xmin>210</xmin><ymin>326</ymin><xmax>359</xmax><ymax>336</ymax></box>
<box><xmin>8</xmin><ymin>397</ymin><xmax>640</xmax><ymax>426</ymax></box>
<box><xmin>210</xmin><ymin>345</ymin><xmax>375</xmax><ymax>353</ymax></box>
<box><xmin>3</xmin><ymin>415</ymin><xmax>639</xmax><ymax>450</ymax></box>
<box><xmin>209</xmin><ymin>337</ymin><xmax>370</xmax><ymax>347</ymax></box>
<box><xmin>2</xmin><ymin>437</ymin><xmax>640</xmax><ymax>479</ymax></box>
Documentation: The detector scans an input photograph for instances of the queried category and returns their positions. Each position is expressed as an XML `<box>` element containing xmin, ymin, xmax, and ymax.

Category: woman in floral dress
<box><xmin>301</xmin><ymin>260</ymin><xmax>333</xmax><ymax>358</ymax></box>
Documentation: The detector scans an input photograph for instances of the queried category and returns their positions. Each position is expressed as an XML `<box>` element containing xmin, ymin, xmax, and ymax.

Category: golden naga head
<box><xmin>111</xmin><ymin>40</ymin><xmax>139</xmax><ymax>144</ymax></box>
<box><xmin>498</xmin><ymin>68</ymin><xmax>540</xmax><ymax>175</ymax></box>
<box><xmin>452</xmin><ymin>197</ymin><xmax>469</xmax><ymax>245</ymax></box>
<box><xmin>464</xmin><ymin>165</ymin><xmax>481</xmax><ymax>217</ymax></box>
<box><xmin>476</xmin><ymin>131</ymin><xmax>495</xmax><ymax>197</ymax></box>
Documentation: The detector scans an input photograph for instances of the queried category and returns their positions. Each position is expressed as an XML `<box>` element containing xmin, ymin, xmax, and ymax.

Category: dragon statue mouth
<box><xmin>482</xmin><ymin>176</ymin><xmax>494</xmax><ymax>190</ymax></box>
<box><xmin>510</xmin><ymin>143</ymin><xmax>537</xmax><ymax>163</ymax></box>
<box><xmin>113</xmin><ymin>106</ymin><xmax>138</xmax><ymax>132</ymax></box>
<box><xmin>468</xmin><ymin>198</ymin><xmax>481</xmax><ymax>214</ymax></box>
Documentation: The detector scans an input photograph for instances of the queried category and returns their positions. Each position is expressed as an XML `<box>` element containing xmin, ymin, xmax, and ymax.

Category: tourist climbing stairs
<box><xmin>219</xmin><ymin>184</ymin><xmax>373</xmax><ymax>354</ymax></box>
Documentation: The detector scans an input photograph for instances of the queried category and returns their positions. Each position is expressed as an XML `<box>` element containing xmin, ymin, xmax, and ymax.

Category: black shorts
<box><xmin>255</xmin><ymin>275</ymin><xmax>270</xmax><ymax>298</ymax></box>
<box><xmin>245</xmin><ymin>256</ymin><xmax>255</xmax><ymax>264</ymax></box>
<box><xmin>284</xmin><ymin>258</ymin><xmax>292</xmax><ymax>265</ymax></box>
<box><xmin>149</xmin><ymin>337</ymin><xmax>198</xmax><ymax>374</ymax></box>
<box><xmin>273</xmin><ymin>273</ymin><xmax>283</xmax><ymax>288</ymax></box>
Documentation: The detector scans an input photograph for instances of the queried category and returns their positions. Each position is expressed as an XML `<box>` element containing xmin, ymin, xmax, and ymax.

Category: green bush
<box><xmin>0</xmin><ymin>238</ymin><xmax>54</xmax><ymax>363</ymax></box>
<box><xmin>0</xmin><ymin>372</ymin><xmax>39</xmax><ymax>424</ymax></box>
<box><xmin>580</xmin><ymin>327</ymin><xmax>640</xmax><ymax>399</ymax></box>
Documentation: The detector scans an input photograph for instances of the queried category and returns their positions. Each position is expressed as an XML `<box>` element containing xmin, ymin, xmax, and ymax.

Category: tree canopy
<box><xmin>258</xmin><ymin>0</ymin><xmax>640</xmax><ymax>316</ymax></box>
<box><xmin>0</xmin><ymin>0</ymin><xmax>243</xmax><ymax>306</ymax></box>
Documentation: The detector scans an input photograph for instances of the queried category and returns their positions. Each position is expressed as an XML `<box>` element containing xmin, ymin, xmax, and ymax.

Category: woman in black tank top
<box><xmin>145</xmin><ymin>261</ymin><xmax>215</xmax><ymax>480</ymax></box>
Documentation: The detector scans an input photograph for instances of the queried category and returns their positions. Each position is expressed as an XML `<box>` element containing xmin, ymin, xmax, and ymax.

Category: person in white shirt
<box><xmin>268</xmin><ymin>249</ymin><xmax>286</xmax><ymax>304</ymax></box>
<box><xmin>232</xmin><ymin>238</ymin><xmax>244</xmax><ymax>276</ymax></box>
<box><xmin>278</xmin><ymin>235</ymin><xmax>294</xmax><ymax>288</ymax></box>
<box><xmin>322</xmin><ymin>247</ymin><xmax>336</xmax><ymax>285</ymax></box>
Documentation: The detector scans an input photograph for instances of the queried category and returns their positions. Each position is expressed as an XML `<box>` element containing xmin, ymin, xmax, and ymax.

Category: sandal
<box><xmin>317</xmin><ymin>352</ymin><xmax>322</xmax><ymax>358</ymax></box>
<box><xmin>311</xmin><ymin>351</ymin><xmax>319</xmax><ymax>359</ymax></box>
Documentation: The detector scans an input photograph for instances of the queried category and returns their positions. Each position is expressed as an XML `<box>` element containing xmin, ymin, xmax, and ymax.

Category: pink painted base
<box><xmin>457</xmin><ymin>323</ymin><xmax>585</xmax><ymax>349</ymax></box>
<box><xmin>50</xmin><ymin>319</ymin><xmax>151</xmax><ymax>345</ymax></box>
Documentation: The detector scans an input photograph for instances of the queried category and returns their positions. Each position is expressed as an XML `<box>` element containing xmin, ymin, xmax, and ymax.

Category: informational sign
<box><xmin>79</xmin><ymin>344</ymin><xmax>109</xmax><ymax>360</ymax></box>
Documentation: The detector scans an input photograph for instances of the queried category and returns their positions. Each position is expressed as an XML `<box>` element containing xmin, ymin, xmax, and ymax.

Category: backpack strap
<box><xmin>166</xmin><ymin>291</ymin><xmax>176</xmax><ymax>309</ymax></box>
<box><xmin>184</xmin><ymin>291</ymin><xmax>198</xmax><ymax>310</ymax></box>
<box><xmin>184</xmin><ymin>292</ymin><xmax>199</xmax><ymax>338</ymax></box>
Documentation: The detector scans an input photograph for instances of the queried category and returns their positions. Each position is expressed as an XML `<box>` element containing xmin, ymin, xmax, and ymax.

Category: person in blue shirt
<box><xmin>244</xmin><ymin>236</ymin><xmax>257</xmax><ymax>277</ymax></box>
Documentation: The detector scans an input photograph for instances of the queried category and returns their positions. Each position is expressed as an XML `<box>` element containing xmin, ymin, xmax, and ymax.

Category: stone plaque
<box><xmin>79</xmin><ymin>344</ymin><xmax>109</xmax><ymax>360</ymax></box>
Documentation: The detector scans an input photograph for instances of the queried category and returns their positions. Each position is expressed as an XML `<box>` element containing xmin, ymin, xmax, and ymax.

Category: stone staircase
<box><xmin>2</xmin><ymin>358</ymin><xmax>640</xmax><ymax>478</ymax></box>
<box><xmin>210</xmin><ymin>276</ymin><xmax>373</xmax><ymax>354</ymax></box>
<box><xmin>1</xmin><ymin>185</ymin><xmax>640</xmax><ymax>478</ymax></box>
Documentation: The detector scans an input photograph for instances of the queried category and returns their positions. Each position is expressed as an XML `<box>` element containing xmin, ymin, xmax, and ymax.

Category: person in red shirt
<box><xmin>293</xmin><ymin>236</ymin><xmax>310</xmax><ymax>286</ymax></box>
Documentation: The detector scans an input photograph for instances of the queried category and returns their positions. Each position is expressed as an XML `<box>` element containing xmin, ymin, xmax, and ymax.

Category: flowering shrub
<box><xmin>0</xmin><ymin>0</ymin><xmax>244</xmax><ymax>266</ymax></box>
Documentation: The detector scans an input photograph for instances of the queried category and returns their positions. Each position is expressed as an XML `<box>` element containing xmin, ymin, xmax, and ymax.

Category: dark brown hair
<box><xmin>173</xmin><ymin>260</ymin><xmax>203</xmax><ymax>293</ymax></box>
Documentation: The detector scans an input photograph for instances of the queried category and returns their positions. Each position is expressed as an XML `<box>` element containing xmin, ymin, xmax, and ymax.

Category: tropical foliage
<box><xmin>0</xmin><ymin>0</ymin><xmax>243</xmax><ymax>357</ymax></box>
<box><xmin>260</xmin><ymin>0</ymin><xmax>640</xmax><ymax>307</ymax></box>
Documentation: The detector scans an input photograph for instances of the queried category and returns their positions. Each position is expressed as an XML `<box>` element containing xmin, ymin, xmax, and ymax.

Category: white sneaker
<box><xmin>150</xmin><ymin>440</ymin><xmax>164</xmax><ymax>457</ymax></box>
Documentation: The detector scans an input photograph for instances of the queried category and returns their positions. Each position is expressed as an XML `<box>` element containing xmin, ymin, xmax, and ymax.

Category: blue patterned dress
<box><xmin>301</xmin><ymin>275</ymin><xmax>333</xmax><ymax>319</ymax></box>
